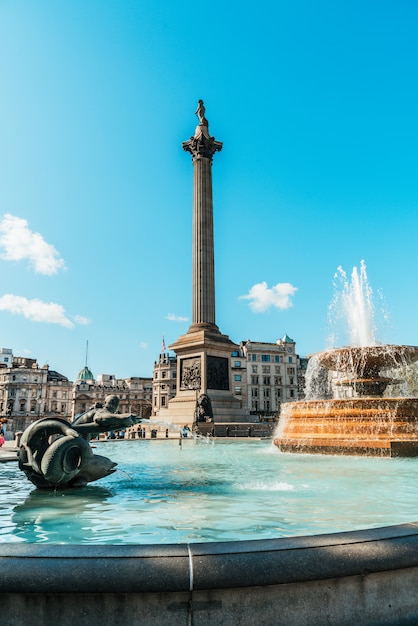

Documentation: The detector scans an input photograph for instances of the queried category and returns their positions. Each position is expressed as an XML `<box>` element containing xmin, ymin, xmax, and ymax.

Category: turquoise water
<box><xmin>1</xmin><ymin>439</ymin><xmax>417</xmax><ymax>544</ymax></box>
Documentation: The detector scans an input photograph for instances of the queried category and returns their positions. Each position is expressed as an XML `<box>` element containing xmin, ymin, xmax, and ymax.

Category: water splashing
<box><xmin>328</xmin><ymin>260</ymin><xmax>377</xmax><ymax>348</ymax></box>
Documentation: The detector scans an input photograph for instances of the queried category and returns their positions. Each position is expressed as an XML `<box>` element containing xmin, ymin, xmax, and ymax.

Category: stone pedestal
<box><xmin>163</xmin><ymin>326</ymin><xmax>242</xmax><ymax>426</ymax></box>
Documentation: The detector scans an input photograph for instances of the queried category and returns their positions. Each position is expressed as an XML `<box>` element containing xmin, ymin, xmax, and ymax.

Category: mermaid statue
<box><xmin>18</xmin><ymin>395</ymin><xmax>139</xmax><ymax>489</ymax></box>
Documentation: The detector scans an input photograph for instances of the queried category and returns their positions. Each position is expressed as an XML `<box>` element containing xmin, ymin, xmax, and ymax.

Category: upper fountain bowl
<box><xmin>312</xmin><ymin>345</ymin><xmax>418</xmax><ymax>374</ymax></box>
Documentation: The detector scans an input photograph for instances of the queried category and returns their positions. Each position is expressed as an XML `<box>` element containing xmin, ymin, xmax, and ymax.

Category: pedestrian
<box><xmin>181</xmin><ymin>424</ymin><xmax>190</xmax><ymax>438</ymax></box>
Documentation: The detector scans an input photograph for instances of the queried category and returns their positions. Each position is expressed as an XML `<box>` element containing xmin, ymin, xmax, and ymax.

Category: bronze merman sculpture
<box><xmin>18</xmin><ymin>395</ymin><xmax>140</xmax><ymax>489</ymax></box>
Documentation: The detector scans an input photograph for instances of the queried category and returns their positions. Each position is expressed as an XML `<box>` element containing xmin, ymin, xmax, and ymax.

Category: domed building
<box><xmin>77</xmin><ymin>365</ymin><xmax>95</xmax><ymax>382</ymax></box>
<box><xmin>72</xmin><ymin>363</ymin><xmax>152</xmax><ymax>420</ymax></box>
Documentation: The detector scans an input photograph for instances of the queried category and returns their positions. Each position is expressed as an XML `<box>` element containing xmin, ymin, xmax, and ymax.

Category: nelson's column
<box><xmin>163</xmin><ymin>101</ymin><xmax>243</xmax><ymax>425</ymax></box>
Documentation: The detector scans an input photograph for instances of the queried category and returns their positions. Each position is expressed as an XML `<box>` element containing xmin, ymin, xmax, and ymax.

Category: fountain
<box><xmin>3</xmin><ymin>437</ymin><xmax>418</xmax><ymax>624</ymax></box>
<box><xmin>275</xmin><ymin>262</ymin><xmax>418</xmax><ymax>456</ymax></box>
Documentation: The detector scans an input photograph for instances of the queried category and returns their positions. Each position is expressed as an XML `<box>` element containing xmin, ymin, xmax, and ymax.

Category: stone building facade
<box><xmin>0</xmin><ymin>350</ymin><xmax>153</xmax><ymax>435</ymax></box>
<box><xmin>0</xmin><ymin>354</ymin><xmax>72</xmax><ymax>433</ymax></box>
<box><xmin>238</xmin><ymin>335</ymin><xmax>299</xmax><ymax>417</ymax></box>
<box><xmin>152</xmin><ymin>353</ymin><xmax>177</xmax><ymax>414</ymax></box>
<box><xmin>72</xmin><ymin>370</ymin><xmax>153</xmax><ymax>420</ymax></box>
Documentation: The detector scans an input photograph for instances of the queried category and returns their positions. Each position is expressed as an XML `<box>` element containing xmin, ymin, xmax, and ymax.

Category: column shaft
<box><xmin>192</xmin><ymin>156</ymin><xmax>216</xmax><ymax>325</ymax></box>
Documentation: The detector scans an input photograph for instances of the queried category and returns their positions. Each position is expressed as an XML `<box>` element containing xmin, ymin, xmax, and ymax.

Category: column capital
<box><xmin>182</xmin><ymin>101</ymin><xmax>222</xmax><ymax>161</ymax></box>
<box><xmin>182</xmin><ymin>126</ymin><xmax>223</xmax><ymax>161</ymax></box>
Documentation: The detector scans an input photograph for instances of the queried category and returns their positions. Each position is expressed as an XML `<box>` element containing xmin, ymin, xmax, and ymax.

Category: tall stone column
<box><xmin>182</xmin><ymin>106</ymin><xmax>222</xmax><ymax>330</ymax></box>
<box><xmin>164</xmin><ymin>102</ymin><xmax>242</xmax><ymax>425</ymax></box>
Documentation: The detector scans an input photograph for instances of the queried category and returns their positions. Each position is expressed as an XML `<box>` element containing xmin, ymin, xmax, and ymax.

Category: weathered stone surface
<box><xmin>2</xmin><ymin>524</ymin><xmax>418</xmax><ymax>625</ymax></box>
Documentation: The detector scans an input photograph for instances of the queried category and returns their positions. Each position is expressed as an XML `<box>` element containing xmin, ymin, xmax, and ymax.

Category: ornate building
<box><xmin>0</xmin><ymin>349</ymin><xmax>153</xmax><ymax>435</ymax></box>
<box><xmin>0</xmin><ymin>353</ymin><xmax>72</xmax><ymax>433</ymax></box>
<box><xmin>152</xmin><ymin>352</ymin><xmax>177</xmax><ymax>413</ymax></box>
<box><xmin>72</xmin><ymin>368</ymin><xmax>153</xmax><ymax>419</ymax></box>
<box><xmin>239</xmin><ymin>335</ymin><xmax>299</xmax><ymax>416</ymax></box>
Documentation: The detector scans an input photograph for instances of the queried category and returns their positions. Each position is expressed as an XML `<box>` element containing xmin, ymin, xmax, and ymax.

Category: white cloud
<box><xmin>240</xmin><ymin>281</ymin><xmax>298</xmax><ymax>312</ymax></box>
<box><xmin>165</xmin><ymin>313</ymin><xmax>189</xmax><ymax>322</ymax></box>
<box><xmin>139</xmin><ymin>341</ymin><xmax>149</xmax><ymax>349</ymax></box>
<box><xmin>0</xmin><ymin>213</ymin><xmax>66</xmax><ymax>275</ymax></box>
<box><xmin>73</xmin><ymin>315</ymin><xmax>91</xmax><ymax>325</ymax></box>
<box><xmin>0</xmin><ymin>294</ymin><xmax>73</xmax><ymax>327</ymax></box>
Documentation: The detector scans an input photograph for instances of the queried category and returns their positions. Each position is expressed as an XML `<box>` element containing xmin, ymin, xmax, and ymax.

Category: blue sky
<box><xmin>1</xmin><ymin>1</ymin><xmax>418</xmax><ymax>380</ymax></box>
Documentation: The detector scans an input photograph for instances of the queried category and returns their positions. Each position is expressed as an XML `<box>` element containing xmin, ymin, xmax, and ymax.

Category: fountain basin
<box><xmin>275</xmin><ymin>397</ymin><xmax>418</xmax><ymax>456</ymax></box>
<box><xmin>2</xmin><ymin>524</ymin><xmax>418</xmax><ymax>625</ymax></box>
<box><xmin>3</xmin><ymin>440</ymin><xmax>418</xmax><ymax>624</ymax></box>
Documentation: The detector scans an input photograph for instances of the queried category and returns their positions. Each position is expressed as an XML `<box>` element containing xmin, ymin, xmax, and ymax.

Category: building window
<box><xmin>234</xmin><ymin>374</ymin><xmax>241</xmax><ymax>382</ymax></box>
<box><xmin>251</xmin><ymin>376</ymin><xmax>259</xmax><ymax>385</ymax></box>
<box><xmin>276</xmin><ymin>389</ymin><xmax>281</xmax><ymax>397</ymax></box>
<box><xmin>262</xmin><ymin>365</ymin><xmax>270</xmax><ymax>374</ymax></box>
<box><xmin>234</xmin><ymin>361</ymin><xmax>241</xmax><ymax>367</ymax></box>
<box><xmin>263</xmin><ymin>376</ymin><xmax>271</xmax><ymax>385</ymax></box>
<box><xmin>161</xmin><ymin>396</ymin><xmax>166</xmax><ymax>406</ymax></box>
<box><xmin>261</xmin><ymin>355</ymin><xmax>271</xmax><ymax>362</ymax></box>
<box><xmin>290</xmin><ymin>390</ymin><xmax>295</xmax><ymax>398</ymax></box>
<box><xmin>231</xmin><ymin>351</ymin><xmax>239</xmax><ymax>357</ymax></box>
<box><xmin>235</xmin><ymin>386</ymin><xmax>242</xmax><ymax>395</ymax></box>
<box><xmin>252</xmin><ymin>365</ymin><xmax>257</xmax><ymax>373</ymax></box>
<box><xmin>162</xmin><ymin>371</ymin><xmax>167</xmax><ymax>378</ymax></box>
<box><xmin>263</xmin><ymin>388</ymin><xmax>270</xmax><ymax>398</ymax></box>
<box><xmin>289</xmin><ymin>356</ymin><xmax>293</xmax><ymax>363</ymax></box>
<box><xmin>275</xmin><ymin>356</ymin><xmax>280</xmax><ymax>363</ymax></box>
<box><xmin>251</xmin><ymin>354</ymin><xmax>257</xmax><ymax>362</ymax></box>
<box><xmin>251</xmin><ymin>388</ymin><xmax>258</xmax><ymax>397</ymax></box>
<box><xmin>288</xmin><ymin>367</ymin><xmax>295</xmax><ymax>375</ymax></box>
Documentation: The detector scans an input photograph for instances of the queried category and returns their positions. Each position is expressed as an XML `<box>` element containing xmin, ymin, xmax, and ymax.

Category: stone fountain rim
<box><xmin>1</xmin><ymin>521</ymin><xmax>418</xmax><ymax>595</ymax></box>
